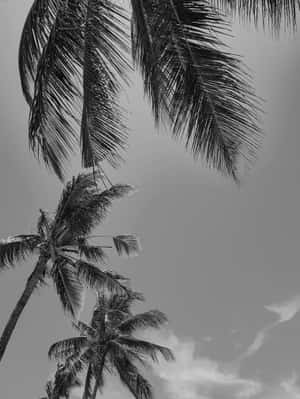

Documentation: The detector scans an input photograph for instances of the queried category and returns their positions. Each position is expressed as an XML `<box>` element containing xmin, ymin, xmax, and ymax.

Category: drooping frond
<box><xmin>78</xmin><ymin>239</ymin><xmax>108</xmax><ymax>263</ymax></box>
<box><xmin>0</xmin><ymin>234</ymin><xmax>41</xmax><ymax>269</ymax></box>
<box><xmin>131</xmin><ymin>0</ymin><xmax>261</xmax><ymax>179</ymax></box>
<box><xmin>29</xmin><ymin>0</ymin><xmax>84</xmax><ymax>180</ymax></box>
<box><xmin>48</xmin><ymin>336</ymin><xmax>87</xmax><ymax>360</ymax></box>
<box><xmin>76</xmin><ymin>259</ymin><xmax>128</xmax><ymax>293</ymax></box>
<box><xmin>113</xmin><ymin>355</ymin><xmax>153</xmax><ymax>399</ymax></box>
<box><xmin>18</xmin><ymin>0</ymin><xmax>58</xmax><ymax>105</ymax></box>
<box><xmin>81</xmin><ymin>0</ymin><xmax>130</xmax><ymax>168</ymax></box>
<box><xmin>212</xmin><ymin>0</ymin><xmax>299</xmax><ymax>33</ymax></box>
<box><xmin>52</xmin><ymin>362</ymin><xmax>82</xmax><ymax>399</ymax></box>
<box><xmin>113</xmin><ymin>235</ymin><xmax>141</xmax><ymax>256</ymax></box>
<box><xmin>118</xmin><ymin>310</ymin><xmax>168</xmax><ymax>334</ymax></box>
<box><xmin>51</xmin><ymin>257</ymin><xmax>84</xmax><ymax>317</ymax></box>
<box><xmin>117</xmin><ymin>337</ymin><xmax>175</xmax><ymax>362</ymax></box>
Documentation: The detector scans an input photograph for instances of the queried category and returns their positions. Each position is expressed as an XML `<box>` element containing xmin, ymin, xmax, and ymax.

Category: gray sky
<box><xmin>0</xmin><ymin>1</ymin><xmax>300</xmax><ymax>399</ymax></box>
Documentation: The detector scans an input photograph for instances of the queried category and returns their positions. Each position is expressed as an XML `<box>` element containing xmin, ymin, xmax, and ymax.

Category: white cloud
<box><xmin>280</xmin><ymin>373</ymin><xmax>300</xmax><ymax>399</ymax></box>
<box><xmin>239</xmin><ymin>295</ymin><xmax>300</xmax><ymax>360</ymax></box>
<box><xmin>147</xmin><ymin>331</ymin><xmax>262</xmax><ymax>399</ymax></box>
<box><xmin>265</xmin><ymin>296</ymin><xmax>300</xmax><ymax>323</ymax></box>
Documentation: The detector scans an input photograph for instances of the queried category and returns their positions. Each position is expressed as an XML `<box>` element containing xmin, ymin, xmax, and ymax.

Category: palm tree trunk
<box><xmin>91</xmin><ymin>347</ymin><xmax>108</xmax><ymax>399</ymax></box>
<box><xmin>0</xmin><ymin>254</ymin><xmax>48</xmax><ymax>362</ymax></box>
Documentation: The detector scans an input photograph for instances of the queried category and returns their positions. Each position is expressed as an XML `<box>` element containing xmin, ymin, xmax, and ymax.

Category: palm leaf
<box><xmin>51</xmin><ymin>257</ymin><xmax>84</xmax><ymax>317</ymax></box>
<box><xmin>73</xmin><ymin>321</ymin><xmax>97</xmax><ymax>337</ymax></box>
<box><xmin>212</xmin><ymin>0</ymin><xmax>299</xmax><ymax>33</ymax></box>
<box><xmin>48</xmin><ymin>337</ymin><xmax>87</xmax><ymax>360</ymax></box>
<box><xmin>19</xmin><ymin>0</ymin><xmax>58</xmax><ymax>104</ymax></box>
<box><xmin>131</xmin><ymin>0</ymin><xmax>261</xmax><ymax>179</ymax></box>
<box><xmin>76</xmin><ymin>260</ymin><xmax>128</xmax><ymax>293</ymax></box>
<box><xmin>81</xmin><ymin>0</ymin><xmax>130</xmax><ymax>168</ymax></box>
<box><xmin>118</xmin><ymin>310</ymin><xmax>168</xmax><ymax>334</ymax></box>
<box><xmin>78</xmin><ymin>239</ymin><xmax>108</xmax><ymax>263</ymax></box>
<box><xmin>113</xmin><ymin>354</ymin><xmax>153</xmax><ymax>399</ymax></box>
<box><xmin>113</xmin><ymin>235</ymin><xmax>141</xmax><ymax>256</ymax></box>
<box><xmin>0</xmin><ymin>234</ymin><xmax>41</xmax><ymax>269</ymax></box>
<box><xmin>29</xmin><ymin>0</ymin><xmax>84</xmax><ymax>180</ymax></box>
<box><xmin>117</xmin><ymin>337</ymin><xmax>174</xmax><ymax>362</ymax></box>
<box><xmin>53</xmin><ymin>175</ymin><xmax>134</xmax><ymax>240</ymax></box>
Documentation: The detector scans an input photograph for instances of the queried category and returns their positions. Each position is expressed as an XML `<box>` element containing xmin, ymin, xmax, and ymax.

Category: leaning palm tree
<box><xmin>19</xmin><ymin>0</ymin><xmax>266</xmax><ymax>182</ymax></box>
<box><xmin>41</xmin><ymin>362</ymin><xmax>82</xmax><ymax>399</ymax></box>
<box><xmin>0</xmin><ymin>171</ymin><xmax>140</xmax><ymax>362</ymax></box>
<box><xmin>48</xmin><ymin>290</ymin><xmax>174</xmax><ymax>399</ymax></box>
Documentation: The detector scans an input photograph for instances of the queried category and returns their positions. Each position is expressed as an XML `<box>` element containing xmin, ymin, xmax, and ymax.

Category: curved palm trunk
<box><xmin>0</xmin><ymin>254</ymin><xmax>49</xmax><ymax>362</ymax></box>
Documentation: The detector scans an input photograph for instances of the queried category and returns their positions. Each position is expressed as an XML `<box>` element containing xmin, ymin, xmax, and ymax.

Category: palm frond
<box><xmin>131</xmin><ymin>0</ymin><xmax>261</xmax><ymax>179</ymax></box>
<box><xmin>0</xmin><ymin>234</ymin><xmax>41</xmax><ymax>269</ymax></box>
<box><xmin>113</xmin><ymin>354</ymin><xmax>153</xmax><ymax>399</ymax></box>
<box><xmin>48</xmin><ymin>337</ymin><xmax>87</xmax><ymax>360</ymax></box>
<box><xmin>113</xmin><ymin>235</ymin><xmax>141</xmax><ymax>256</ymax></box>
<box><xmin>81</xmin><ymin>0</ymin><xmax>130</xmax><ymax>168</ymax></box>
<box><xmin>76</xmin><ymin>259</ymin><xmax>128</xmax><ymax>293</ymax></box>
<box><xmin>78</xmin><ymin>239</ymin><xmax>108</xmax><ymax>263</ymax></box>
<box><xmin>19</xmin><ymin>0</ymin><xmax>58</xmax><ymax>104</ymax></box>
<box><xmin>51</xmin><ymin>257</ymin><xmax>84</xmax><ymax>317</ymax></box>
<box><xmin>73</xmin><ymin>321</ymin><xmax>97</xmax><ymax>338</ymax></box>
<box><xmin>212</xmin><ymin>0</ymin><xmax>299</xmax><ymax>33</ymax></box>
<box><xmin>29</xmin><ymin>0</ymin><xmax>84</xmax><ymax>180</ymax></box>
<box><xmin>53</xmin><ymin>175</ymin><xmax>134</xmax><ymax>240</ymax></box>
<box><xmin>117</xmin><ymin>337</ymin><xmax>174</xmax><ymax>362</ymax></box>
<box><xmin>118</xmin><ymin>310</ymin><xmax>168</xmax><ymax>334</ymax></box>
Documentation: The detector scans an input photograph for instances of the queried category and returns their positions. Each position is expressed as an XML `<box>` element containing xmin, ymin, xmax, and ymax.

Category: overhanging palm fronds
<box><xmin>29</xmin><ymin>0</ymin><xmax>84</xmax><ymax>180</ymax></box>
<box><xmin>131</xmin><ymin>0</ymin><xmax>261</xmax><ymax>179</ymax></box>
<box><xmin>212</xmin><ymin>0</ymin><xmax>299</xmax><ymax>33</ymax></box>
<box><xmin>81</xmin><ymin>0</ymin><xmax>130</xmax><ymax>169</ymax></box>
<box><xmin>19</xmin><ymin>0</ymin><xmax>58</xmax><ymax>105</ymax></box>
<box><xmin>27</xmin><ymin>0</ymin><xmax>130</xmax><ymax>180</ymax></box>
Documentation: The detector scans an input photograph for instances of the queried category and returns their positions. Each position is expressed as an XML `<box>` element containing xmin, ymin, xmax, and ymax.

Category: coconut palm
<box><xmin>48</xmin><ymin>290</ymin><xmax>174</xmax><ymax>399</ymax></box>
<box><xmin>18</xmin><ymin>0</ymin><xmax>267</xmax><ymax>182</ymax></box>
<box><xmin>41</xmin><ymin>362</ymin><xmax>82</xmax><ymax>399</ymax></box>
<box><xmin>0</xmin><ymin>171</ymin><xmax>140</xmax><ymax>362</ymax></box>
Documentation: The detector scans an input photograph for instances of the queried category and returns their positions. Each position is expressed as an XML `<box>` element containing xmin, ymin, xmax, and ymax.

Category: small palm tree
<box><xmin>0</xmin><ymin>172</ymin><xmax>140</xmax><ymax>362</ymax></box>
<box><xmin>41</xmin><ymin>362</ymin><xmax>81</xmax><ymax>399</ymax></box>
<box><xmin>48</xmin><ymin>290</ymin><xmax>174</xmax><ymax>399</ymax></box>
<box><xmin>19</xmin><ymin>0</ymin><xmax>267</xmax><ymax>182</ymax></box>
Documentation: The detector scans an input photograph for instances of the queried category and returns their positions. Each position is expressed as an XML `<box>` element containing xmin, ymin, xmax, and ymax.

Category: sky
<box><xmin>0</xmin><ymin>1</ymin><xmax>300</xmax><ymax>399</ymax></box>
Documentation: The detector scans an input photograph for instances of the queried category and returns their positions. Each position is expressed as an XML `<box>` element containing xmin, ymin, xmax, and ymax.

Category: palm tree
<box><xmin>0</xmin><ymin>171</ymin><xmax>140</xmax><ymax>362</ymax></box>
<box><xmin>41</xmin><ymin>362</ymin><xmax>82</xmax><ymax>399</ymax></box>
<box><xmin>19</xmin><ymin>0</ymin><xmax>268</xmax><ymax>182</ymax></box>
<box><xmin>48</xmin><ymin>290</ymin><xmax>174</xmax><ymax>399</ymax></box>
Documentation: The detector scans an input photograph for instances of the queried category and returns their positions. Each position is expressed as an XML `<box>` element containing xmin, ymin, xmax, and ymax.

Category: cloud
<box><xmin>265</xmin><ymin>296</ymin><xmax>300</xmax><ymax>323</ymax></box>
<box><xmin>147</xmin><ymin>330</ymin><xmax>262</xmax><ymax>399</ymax></box>
<box><xmin>280</xmin><ymin>373</ymin><xmax>300</xmax><ymax>399</ymax></box>
<box><xmin>239</xmin><ymin>296</ymin><xmax>300</xmax><ymax>360</ymax></box>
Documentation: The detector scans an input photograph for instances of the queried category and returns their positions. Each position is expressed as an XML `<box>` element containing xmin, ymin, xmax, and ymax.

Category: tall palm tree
<box><xmin>41</xmin><ymin>362</ymin><xmax>82</xmax><ymax>399</ymax></box>
<box><xmin>48</xmin><ymin>290</ymin><xmax>174</xmax><ymax>399</ymax></box>
<box><xmin>19</xmin><ymin>0</ymin><xmax>267</xmax><ymax>182</ymax></box>
<box><xmin>0</xmin><ymin>171</ymin><xmax>140</xmax><ymax>362</ymax></box>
